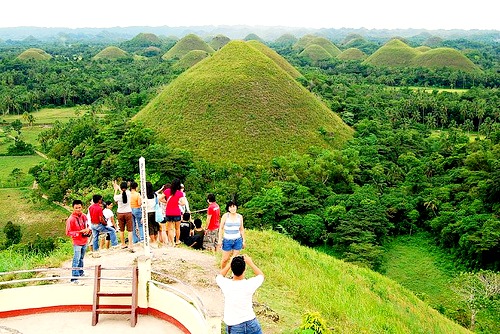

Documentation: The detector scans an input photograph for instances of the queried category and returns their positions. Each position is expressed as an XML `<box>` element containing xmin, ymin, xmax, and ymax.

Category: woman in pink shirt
<box><xmin>162</xmin><ymin>178</ymin><xmax>186</xmax><ymax>246</ymax></box>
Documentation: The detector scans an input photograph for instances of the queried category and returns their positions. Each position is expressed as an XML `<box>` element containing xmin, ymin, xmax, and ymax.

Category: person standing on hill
<box><xmin>204</xmin><ymin>193</ymin><xmax>220</xmax><ymax>252</ymax></box>
<box><xmin>145</xmin><ymin>181</ymin><xmax>160</xmax><ymax>248</ymax></box>
<box><xmin>162</xmin><ymin>178</ymin><xmax>186</xmax><ymax>246</ymax></box>
<box><xmin>101</xmin><ymin>201</ymin><xmax>117</xmax><ymax>250</ymax></box>
<box><xmin>65</xmin><ymin>199</ymin><xmax>91</xmax><ymax>285</ymax></box>
<box><xmin>216</xmin><ymin>255</ymin><xmax>264</xmax><ymax>334</ymax></box>
<box><xmin>89</xmin><ymin>194</ymin><xmax>119</xmax><ymax>255</ymax></box>
<box><xmin>113</xmin><ymin>181</ymin><xmax>133</xmax><ymax>250</ymax></box>
<box><xmin>130</xmin><ymin>181</ymin><xmax>144</xmax><ymax>244</ymax></box>
<box><xmin>218</xmin><ymin>200</ymin><xmax>245</xmax><ymax>269</ymax></box>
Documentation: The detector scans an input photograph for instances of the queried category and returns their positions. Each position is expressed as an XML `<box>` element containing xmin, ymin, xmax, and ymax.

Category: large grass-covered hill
<box><xmin>134</xmin><ymin>40</ymin><xmax>353</xmax><ymax>164</ymax></box>
<box><xmin>16</xmin><ymin>48</ymin><xmax>52</xmax><ymax>61</ymax></box>
<box><xmin>364</xmin><ymin>39</ymin><xmax>480</xmax><ymax>72</ymax></box>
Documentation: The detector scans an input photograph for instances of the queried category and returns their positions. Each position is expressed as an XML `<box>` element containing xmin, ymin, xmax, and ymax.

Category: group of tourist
<box><xmin>65</xmin><ymin>177</ymin><xmax>265</xmax><ymax>333</ymax></box>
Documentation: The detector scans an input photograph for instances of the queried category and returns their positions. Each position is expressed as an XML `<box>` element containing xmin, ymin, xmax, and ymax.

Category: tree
<box><xmin>9</xmin><ymin>168</ymin><xmax>25</xmax><ymax>187</ymax></box>
<box><xmin>452</xmin><ymin>271</ymin><xmax>500</xmax><ymax>331</ymax></box>
<box><xmin>10</xmin><ymin>119</ymin><xmax>23</xmax><ymax>135</ymax></box>
<box><xmin>3</xmin><ymin>221</ymin><xmax>22</xmax><ymax>247</ymax></box>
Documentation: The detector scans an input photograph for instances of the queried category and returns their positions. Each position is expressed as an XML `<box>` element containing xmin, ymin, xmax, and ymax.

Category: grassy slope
<box><xmin>247</xmin><ymin>230</ymin><xmax>469</xmax><ymax>333</ymax></box>
<box><xmin>93</xmin><ymin>46</ymin><xmax>128</xmax><ymax>60</ymax></box>
<box><xmin>135</xmin><ymin>40</ymin><xmax>353</xmax><ymax>164</ymax></box>
<box><xmin>0</xmin><ymin>155</ymin><xmax>43</xmax><ymax>187</ymax></box>
<box><xmin>413</xmin><ymin>48</ymin><xmax>479</xmax><ymax>72</ymax></box>
<box><xmin>0</xmin><ymin>188</ymin><xmax>68</xmax><ymax>244</ymax></box>
<box><xmin>1</xmin><ymin>107</ymin><xmax>78</xmax><ymax>124</ymax></box>
<box><xmin>246</xmin><ymin>40</ymin><xmax>302</xmax><ymax>79</ymax></box>
<box><xmin>364</xmin><ymin>39</ymin><xmax>420</xmax><ymax>67</ymax></box>
<box><xmin>162</xmin><ymin>34</ymin><xmax>215</xmax><ymax>60</ymax></box>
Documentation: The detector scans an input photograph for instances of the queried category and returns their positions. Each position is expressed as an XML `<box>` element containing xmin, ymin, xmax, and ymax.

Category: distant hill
<box><xmin>244</xmin><ymin>33</ymin><xmax>265</xmax><ymax>43</ymax></box>
<box><xmin>173</xmin><ymin>50</ymin><xmax>210</xmax><ymax>70</ymax></box>
<box><xmin>364</xmin><ymin>39</ymin><xmax>481</xmax><ymax>72</ymax></box>
<box><xmin>16</xmin><ymin>48</ymin><xmax>52</xmax><ymax>61</ymax></box>
<box><xmin>337</xmin><ymin>47</ymin><xmax>366</xmax><ymax>60</ymax></box>
<box><xmin>92</xmin><ymin>46</ymin><xmax>129</xmax><ymax>60</ymax></box>
<box><xmin>306</xmin><ymin>36</ymin><xmax>341</xmax><ymax>57</ymax></box>
<box><xmin>274</xmin><ymin>33</ymin><xmax>298</xmax><ymax>46</ymax></box>
<box><xmin>123</xmin><ymin>32</ymin><xmax>162</xmax><ymax>47</ymax></box>
<box><xmin>209</xmin><ymin>34</ymin><xmax>231</xmax><ymax>50</ymax></box>
<box><xmin>364</xmin><ymin>39</ymin><xmax>420</xmax><ymax>67</ymax></box>
<box><xmin>162</xmin><ymin>34</ymin><xmax>215</xmax><ymax>60</ymax></box>
<box><xmin>299</xmin><ymin>44</ymin><xmax>333</xmax><ymax>64</ymax></box>
<box><xmin>413</xmin><ymin>47</ymin><xmax>479</xmax><ymax>72</ymax></box>
<box><xmin>134</xmin><ymin>40</ymin><xmax>352</xmax><ymax>164</ymax></box>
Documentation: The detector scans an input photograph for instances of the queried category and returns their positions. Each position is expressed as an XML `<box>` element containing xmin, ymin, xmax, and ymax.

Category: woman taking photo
<box><xmin>218</xmin><ymin>200</ymin><xmax>245</xmax><ymax>269</ymax></box>
<box><xmin>162</xmin><ymin>178</ymin><xmax>186</xmax><ymax>246</ymax></box>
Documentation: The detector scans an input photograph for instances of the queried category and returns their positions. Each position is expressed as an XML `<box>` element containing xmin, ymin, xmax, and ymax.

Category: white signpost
<box><xmin>138</xmin><ymin>157</ymin><xmax>150</xmax><ymax>255</ymax></box>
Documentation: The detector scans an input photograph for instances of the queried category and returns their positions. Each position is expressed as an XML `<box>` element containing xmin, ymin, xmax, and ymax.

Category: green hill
<box><xmin>162</xmin><ymin>34</ymin><xmax>215</xmax><ymax>60</ymax></box>
<box><xmin>293</xmin><ymin>34</ymin><xmax>317</xmax><ymax>51</ymax></box>
<box><xmin>363</xmin><ymin>39</ymin><xmax>421</xmax><ymax>67</ymax></box>
<box><xmin>415</xmin><ymin>45</ymin><xmax>432</xmax><ymax>52</ymax></box>
<box><xmin>246</xmin><ymin>40</ymin><xmax>302</xmax><ymax>79</ymax></box>
<box><xmin>92</xmin><ymin>46</ymin><xmax>129</xmax><ymax>60</ymax></box>
<box><xmin>173</xmin><ymin>50</ymin><xmax>210</xmax><ymax>70</ymax></box>
<box><xmin>141</xmin><ymin>46</ymin><xmax>162</xmax><ymax>57</ymax></box>
<box><xmin>209</xmin><ymin>34</ymin><xmax>231</xmax><ymax>50</ymax></box>
<box><xmin>274</xmin><ymin>33</ymin><xmax>298</xmax><ymax>46</ymax></box>
<box><xmin>306</xmin><ymin>37</ymin><xmax>341</xmax><ymax>57</ymax></box>
<box><xmin>250</xmin><ymin>230</ymin><xmax>470</xmax><ymax>333</ymax></box>
<box><xmin>244</xmin><ymin>33</ymin><xmax>265</xmax><ymax>43</ymax></box>
<box><xmin>413</xmin><ymin>47</ymin><xmax>480</xmax><ymax>72</ymax></box>
<box><xmin>337</xmin><ymin>47</ymin><xmax>366</xmax><ymax>61</ymax></box>
<box><xmin>134</xmin><ymin>40</ymin><xmax>352</xmax><ymax>164</ymax></box>
<box><xmin>16</xmin><ymin>48</ymin><xmax>52</xmax><ymax>61</ymax></box>
<box><xmin>299</xmin><ymin>44</ymin><xmax>333</xmax><ymax>64</ymax></box>
<box><xmin>125</xmin><ymin>32</ymin><xmax>162</xmax><ymax>47</ymax></box>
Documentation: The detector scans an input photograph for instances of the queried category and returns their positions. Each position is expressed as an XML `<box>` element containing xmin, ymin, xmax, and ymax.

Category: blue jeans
<box><xmin>131</xmin><ymin>208</ymin><xmax>144</xmax><ymax>243</ymax></box>
<box><xmin>71</xmin><ymin>244</ymin><xmax>87</xmax><ymax>281</ymax></box>
<box><xmin>227</xmin><ymin>318</ymin><xmax>262</xmax><ymax>334</ymax></box>
<box><xmin>91</xmin><ymin>223</ymin><xmax>118</xmax><ymax>251</ymax></box>
<box><xmin>222</xmin><ymin>237</ymin><xmax>243</xmax><ymax>251</ymax></box>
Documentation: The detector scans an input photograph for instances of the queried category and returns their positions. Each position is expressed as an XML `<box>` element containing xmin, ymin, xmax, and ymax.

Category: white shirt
<box><xmin>103</xmin><ymin>208</ymin><xmax>114</xmax><ymax>227</ymax></box>
<box><xmin>215</xmin><ymin>274</ymin><xmax>264</xmax><ymax>326</ymax></box>
<box><xmin>114</xmin><ymin>190</ymin><xmax>132</xmax><ymax>213</ymax></box>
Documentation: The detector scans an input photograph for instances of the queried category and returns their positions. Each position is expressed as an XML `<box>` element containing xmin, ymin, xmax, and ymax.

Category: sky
<box><xmin>1</xmin><ymin>0</ymin><xmax>498</xmax><ymax>31</ymax></box>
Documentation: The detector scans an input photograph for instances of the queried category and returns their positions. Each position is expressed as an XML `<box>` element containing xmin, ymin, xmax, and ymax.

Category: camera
<box><xmin>82</xmin><ymin>231</ymin><xmax>92</xmax><ymax>237</ymax></box>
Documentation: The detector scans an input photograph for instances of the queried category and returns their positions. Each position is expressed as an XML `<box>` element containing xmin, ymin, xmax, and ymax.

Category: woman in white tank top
<box><xmin>218</xmin><ymin>200</ymin><xmax>246</xmax><ymax>269</ymax></box>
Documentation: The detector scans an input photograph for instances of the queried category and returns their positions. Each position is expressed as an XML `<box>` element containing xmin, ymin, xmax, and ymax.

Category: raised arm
<box><xmin>243</xmin><ymin>254</ymin><xmax>264</xmax><ymax>277</ymax></box>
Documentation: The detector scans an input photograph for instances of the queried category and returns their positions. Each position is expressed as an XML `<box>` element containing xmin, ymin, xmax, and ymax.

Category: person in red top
<box><xmin>203</xmin><ymin>193</ymin><xmax>220</xmax><ymax>251</ymax></box>
<box><xmin>162</xmin><ymin>178</ymin><xmax>186</xmax><ymax>246</ymax></box>
<box><xmin>65</xmin><ymin>199</ymin><xmax>91</xmax><ymax>284</ymax></box>
<box><xmin>89</xmin><ymin>194</ymin><xmax>119</xmax><ymax>254</ymax></box>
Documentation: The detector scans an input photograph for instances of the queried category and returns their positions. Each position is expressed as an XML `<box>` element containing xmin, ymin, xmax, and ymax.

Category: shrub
<box><xmin>298</xmin><ymin>311</ymin><xmax>330</xmax><ymax>334</ymax></box>
<box><xmin>283</xmin><ymin>214</ymin><xmax>325</xmax><ymax>246</ymax></box>
<box><xmin>3</xmin><ymin>221</ymin><xmax>22</xmax><ymax>248</ymax></box>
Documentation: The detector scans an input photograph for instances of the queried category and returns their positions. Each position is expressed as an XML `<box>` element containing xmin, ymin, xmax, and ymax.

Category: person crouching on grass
<box><xmin>65</xmin><ymin>199</ymin><xmax>91</xmax><ymax>285</ymax></box>
<box><xmin>216</xmin><ymin>254</ymin><xmax>264</xmax><ymax>334</ymax></box>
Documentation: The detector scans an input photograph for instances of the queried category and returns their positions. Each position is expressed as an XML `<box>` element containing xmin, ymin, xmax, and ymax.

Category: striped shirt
<box><xmin>223</xmin><ymin>213</ymin><xmax>242</xmax><ymax>240</ymax></box>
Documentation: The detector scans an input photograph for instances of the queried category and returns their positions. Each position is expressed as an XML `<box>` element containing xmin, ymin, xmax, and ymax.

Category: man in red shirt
<box><xmin>204</xmin><ymin>193</ymin><xmax>220</xmax><ymax>251</ymax></box>
<box><xmin>66</xmin><ymin>199</ymin><xmax>91</xmax><ymax>285</ymax></box>
<box><xmin>89</xmin><ymin>194</ymin><xmax>119</xmax><ymax>254</ymax></box>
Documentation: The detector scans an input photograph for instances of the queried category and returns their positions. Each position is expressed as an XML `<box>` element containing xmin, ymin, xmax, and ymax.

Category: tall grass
<box><xmin>245</xmin><ymin>230</ymin><xmax>470</xmax><ymax>333</ymax></box>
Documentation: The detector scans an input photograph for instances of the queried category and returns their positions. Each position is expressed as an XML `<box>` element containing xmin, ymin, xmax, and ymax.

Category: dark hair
<box><xmin>104</xmin><ymin>201</ymin><xmax>113</xmax><ymax>208</ymax></box>
<box><xmin>146</xmin><ymin>182</ymin><xmax>155</xmax><ymax>199</ymax></box>
<box><xmin>182</xmin><ymin>212</ymin><xmax>191</xmax><ymax>221</ymax></box>
<box><xmin>231</xmin><ymin>256</ymin><xmax>246</xmax><ymax>276</ymax></box>
<box><xmin>193</xmin><ymin>218</ymin><xmax>202</xmax><ymax>228</ymax></box>
<box><xmin>130</xmin><ymin>181</ymin><xmax>138</xmax><ymax>190</ymax></box>
<box><xmin>226</xmin><ymin>200</ymin><xmax>237</xmax><ymax>212</ymax></box>
<box><xmin>92</xmin><ymin>194</ymin><xmax>102</xmax><ymax>204</ymax></box>
<box><xmin>120</xmin><ymin>181</ymin><xmax>128</xmax><ymax>203</ymax></box>
<box><xmin>207</xmin><ymin>193</ymin><xmax>216</xmax><ymax>203</ymax></box>
<box><xmin>72</xmin><ymin>199</ymin><xmax>83</xmax><ymax>207</ymax></box>
<box><xmin>169</xmin><ymin>178</ymin><xmax>182</xmax><ymax>195</ymax></box>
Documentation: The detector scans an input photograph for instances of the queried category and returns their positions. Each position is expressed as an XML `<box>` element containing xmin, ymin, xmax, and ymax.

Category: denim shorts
<box><xmin>226</xmin><ymin>318</ymin><xmax>262</xmax><ymax>334</ymax></box>
<box><xmin>165</xmin><ymin>215</ymin><xmax>181</xmax><ymax>222</ymax></box>
<box><xmin>222</xmin><ymin>237</ymin><xmax>243</xmax><ymax>251</ymax></box>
